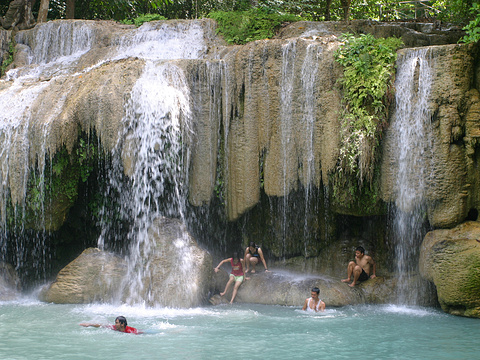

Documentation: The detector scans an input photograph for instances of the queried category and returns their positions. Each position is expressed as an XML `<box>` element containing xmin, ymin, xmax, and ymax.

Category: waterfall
<box><xmin>300</xmin><ymin>43</ymin><xmax>320</xmax><ymax>259</ymax></box>
<box><xmin>10</xmin><ymin>21</ymin><xmax>95</xmax><ymax>81</ymax></box>
<box><xmin>390</xmin><ymin>48</ymin><xmax>434</xmax><ymax>304</ymax></box>
<box><xmin>0</xmin><ymin>20</ymin><xmax>210</xmax><ymax>300</ymax></box>
<box><xmin>106</xmin><ymin>61</ymin><xmax>192</xmax><ymax>304</ymax></box>
<box><xmin>114</xmin><ymin>21</ymin><xmax>208</xmax><ymax>61</ymax></box>
<box><xmin>278</xmin><ymin>40</ymin><xmax>297</xmax><ymax>260</ymax></box>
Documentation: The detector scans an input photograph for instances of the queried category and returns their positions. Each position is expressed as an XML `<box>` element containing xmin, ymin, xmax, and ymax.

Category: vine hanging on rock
<box><xmin>334</xmin><ymin>33</ymin><xmax>403</xmax><ymax>185</ymax></box>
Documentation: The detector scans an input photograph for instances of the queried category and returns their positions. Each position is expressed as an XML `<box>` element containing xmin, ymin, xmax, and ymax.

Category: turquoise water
<box><xmin>1</xmin><ymin>300</ymin><xmax>479</xmax><ymax>359</ymax></box>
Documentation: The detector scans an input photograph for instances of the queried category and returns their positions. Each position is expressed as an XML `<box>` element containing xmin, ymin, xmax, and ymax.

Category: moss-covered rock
<box><xmin>419</xmin><ymin>221</ymin><xmax>480</xmax><ymax>318</ymax></box>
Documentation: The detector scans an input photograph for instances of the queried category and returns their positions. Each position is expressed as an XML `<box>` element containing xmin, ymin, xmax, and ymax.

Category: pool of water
<box><xmin>1</xmin><ymin>299</ymin><xmax>479</xmax><ymax>359</ymax></box>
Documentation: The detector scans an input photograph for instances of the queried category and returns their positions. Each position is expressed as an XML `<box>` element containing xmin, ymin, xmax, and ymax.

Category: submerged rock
<box><xmin>419</xmin><ymin>221</ymin><xmax>480</xmax><ymax>318</ymax></box>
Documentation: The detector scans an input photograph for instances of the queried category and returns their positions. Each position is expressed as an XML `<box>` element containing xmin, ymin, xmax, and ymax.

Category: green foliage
<box><xmin>209</xmin><ymin>8</ymin><xmax>302</xmax><ymax>44</ymax></box>
<box><xmin>122</xmin><ymin>13</ymin><xmax>168</xmax><ymax>26</ymax></box>
<box><xmin>433</xmin><ymin>0</ymin><xmax>475</xmax><ymax>24</ymax></box>
<box><xmin>1</xmin><ymin>41</ymin><xmax>15</xmax><ymax>78</ymax></box>
<box><xmin>459</xmin><ymin>3</ymin><xmax>480</xmax><ymax>44</ymax></box>
<box><xmin>334</xmin><ymin>33</ymin><xmax>403</xmax><ymax>184</ymax></box>
<box><xmin>24</xmin><ymin>135</ymin><xmax>99</xmax><ymax>220</ymax></box>
<box><xmin>329</xmin><ymin>166</ymin><xmax>385</xmax><ymax>214</ymax></box>
<box><xmin>22</xmin><ymin>0</ymin><xmax>476</xmax><ymax>23</ymax></box>
<box><xmin>257</xmin><ymin>0</ymin><xmax>325</xmax><ymax>20</ymax></box>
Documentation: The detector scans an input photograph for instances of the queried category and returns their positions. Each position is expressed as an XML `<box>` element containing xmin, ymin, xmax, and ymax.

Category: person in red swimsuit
<box><xmin>214</xmin><ymin>252</ymin><xmax>250</xmax><ymax>304</ymax></box>
<box><xmin>80</xmin><ymin>316</ymin><xmax>140</xmax><ymax>334</ymax></box>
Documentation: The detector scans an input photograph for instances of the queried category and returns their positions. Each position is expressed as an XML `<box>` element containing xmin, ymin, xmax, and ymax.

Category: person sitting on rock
<box><xmin>214</xmin><ymin>252</ymin><xmax>249</xmax><ymax>304</ymax></box>
<box><xmin>341</xmin><ymin>246</ymin><xmax>376</xmax><ymax>287</ymax></box>
<box><xmin>302</xmin><ymin>287</ymin><xmax>325</xmax><ymax>312</ymax></box>
<box><xmin>244</xmin><ymin>241</ymin><xmax>269</xmax><ymax>273</ymax></box>
<box><xmin>80</xmin><ymin>316</ymin><xmax>140</xmax><ymax>334</ymax></box>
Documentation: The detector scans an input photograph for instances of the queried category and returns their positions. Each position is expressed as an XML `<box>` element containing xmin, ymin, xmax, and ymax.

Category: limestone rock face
<box><xmin>0</xmin><ymin>261</ymin><xmax>20</xmax><ymax>300</ymax></box>
<box><xmin>381</xmin><ymin>43</ymin><xmax>480</xmax><ymax>228</ymax></box>
<box><xmin>217</xmin><ymin>37</ymin><xmax>343</xmax><ymax>220</ymax></box>
<box><xmin>2</xmin><ymin>20</ymin><xmax>475</xmax><ymax>228</ymax></box>
<box><xmin>123</xmin><ymin>217</ymin><xmax>213</xmax><ymax>308</ymax></box>
<box><xmin>39</xmin><ymin>248</ymin><xmax>127</xmax><ymax>304</ymax></box>
<box><xmin>419</xmin><ymin>221</ymin><xmax>480</xmax><ymax>318</ymax></box>
<box><xmin>277</xmin><ymin>20</ymin><xmax>464</xmax><ymax>47</ymax></box>
<box><xmin>0</xmin><ymin>28</ymin><xmax>11</xmax><ymax>71</ymax></box>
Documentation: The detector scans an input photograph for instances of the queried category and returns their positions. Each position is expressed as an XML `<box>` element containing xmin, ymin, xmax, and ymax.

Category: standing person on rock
<box><xmin>214</xmin><ymin>252</ymin><xmax>249</xmax><ymax>304</ymax></box>
<box><xmin>341</xmin><ymin>246</ymin><xmax>376</xmax><ymax>287</ymax></box>
<box><xmin>244</xmin><ymin>241</ymin><xmax>269</xmax><ymax>273</ymax></box>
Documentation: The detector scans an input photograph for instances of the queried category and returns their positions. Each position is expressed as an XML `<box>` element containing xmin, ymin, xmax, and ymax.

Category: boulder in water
<box><xmin>38</xmin><ymin>248</ymin><xmax>127</xmax><ymax>304</ymax></box>
<box><xmin>419</xmin><ymin>221</ymin><xmax>480</xmax><ymax>318</ymax></box>
<box><xmin>211</xmin><ymin>270</ymin><xmax>364</xmax><ymax>306</ymax></box>
<box><xmin>123</xmin><ymin>217</ymin><xmax>213</xmax><ymax>308</ymax></box>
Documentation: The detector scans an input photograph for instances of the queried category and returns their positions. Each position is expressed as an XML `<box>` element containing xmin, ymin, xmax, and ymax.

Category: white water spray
<box><xmin>99</xmin><ymin>60</ymin><xmax>193</xmax><ymax>305</ymax></box>
<box><xmin>390</xmin><ymin>48</ymin><xmax>434</xmax><ymax>304</ymax></box>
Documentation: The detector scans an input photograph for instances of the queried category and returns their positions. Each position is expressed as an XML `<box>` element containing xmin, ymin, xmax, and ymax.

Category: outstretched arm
<box><xmin>214</xmin><ymin>258</ymin><xmax>231</xmax><ymax>273</ymax></box>
<box><xmin>258</xmin><ymin>248</ymin><xmax>269</xmax><ymax>271</ymax></box>
<box><xmin>80</xmin><ymin>323</ymin><xmax>102</xmax><ymax>327</ymax></box>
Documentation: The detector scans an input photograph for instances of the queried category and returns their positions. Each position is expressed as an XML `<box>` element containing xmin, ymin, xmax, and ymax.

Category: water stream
<box><xmin>390</xmin><ymin>48</ymin><xmax>434</xmax><ymax>304</ymax></box>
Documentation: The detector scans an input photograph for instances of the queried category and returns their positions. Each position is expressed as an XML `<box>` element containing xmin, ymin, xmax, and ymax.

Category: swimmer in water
<box><xmin>302</xmin><ymin>287</ymin><xmax>326</xmax><ymax>312</ymax></box>
<box><xmin>80</xmin><ymin>316</ymin><xmax>141</xmax><ymax>334</ymax></box>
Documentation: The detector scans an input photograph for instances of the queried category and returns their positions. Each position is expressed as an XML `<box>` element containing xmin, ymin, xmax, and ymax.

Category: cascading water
<box><xmin>300</xmin><ymin>43</ymin><xmax>320</xmax><ymax>259</ymax></box>
<box><xmin>9</xmin><ymin>21</ymin><xmax>95</xmax><ymax>81</ymax></box>
<box><xmin>279</xmin><ymin>40</ymin><xmax>297</xmax><ymax>259</ymax></box>
<box><xmin>390</xmin><ymin>48</ymin><xmax>434</xmax><ymax>304</ymax></box>
<box><xmin>102</xmin><ymin>61</ymin><xmax>192</xmax><ymax>304</ymax></box>
<box><xmin>94</xmin><ymin>23</ymin><xmax>214</xmax><ymax>306</ymax></box>
<box><xmin>0</xmin><ymin>20</ymin><xmax>211</xmax><ymax>301</ymax></box>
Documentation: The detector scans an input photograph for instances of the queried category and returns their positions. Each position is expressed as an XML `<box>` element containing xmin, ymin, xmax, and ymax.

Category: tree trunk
<box><xmin>340</xmin><ymin>0</ymin><xmax>351</xmax><ymax>21</ymax></box>
<box><xmin>66</xmin><ymin>0</ymin><xmax>75</xmax><ymax>19</ymax></box>
<box><xmin>1</xmin><ymin>0</ymin><xmax>36</xmax><ymax>29</ymax></box>
<box><xmin>37</xmin><ymin>0</ymin><xmax>49</xmax><ymax>23</ymax></box>
<box><xmin>325</xmin><ymin>0</ymin><xmax>332</xmax><ymax>21</ymax></box>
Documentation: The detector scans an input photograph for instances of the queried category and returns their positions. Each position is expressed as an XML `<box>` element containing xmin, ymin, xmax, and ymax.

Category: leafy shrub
<box><xmin>121</xmin><ymin>13</ymin><xmax>168</xmax><ymax>26</ymax></box>
<box><xmin>208</xmin><ymin>8</ymin><xmax>302</xmax><ymax>44</ymax></box>
<box><xmin>1</xmin><ymin>41</ymin><xmax>15</xmax><ymax>78</ymax></box>
<box><xmin>334</xmin><ymin>33</ymin><xmax>403</xmax><ymax>184</ymax></box>
<box><xmin>459</xmin><ymin>3</ymin><xmax>480</xmax><ymax>44</ymax></box>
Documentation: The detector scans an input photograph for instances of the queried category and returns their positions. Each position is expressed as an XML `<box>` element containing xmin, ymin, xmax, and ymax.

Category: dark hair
<box><xmin>116</xmin><ymin>316</ymin><xmax>127</xmax><ymax>326</ymax></box>
<box><xmin>311</xmin><ymin>287</ymin><xmax>320</xmax><ymax>295</ymax></box>
<box><xmin>232</xmin><ymin>252</ymin><xmax>239</xmax><ymax>261</ymax></box>
<box><xmin>356</xmin><ymin>246</ymin><xmax>365</xmax><ymax>254</ymax></box>
<box><xmin>249</xmin><ymin>242</ymin><xmax>256</xmax><ymax>248</ymax></box>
